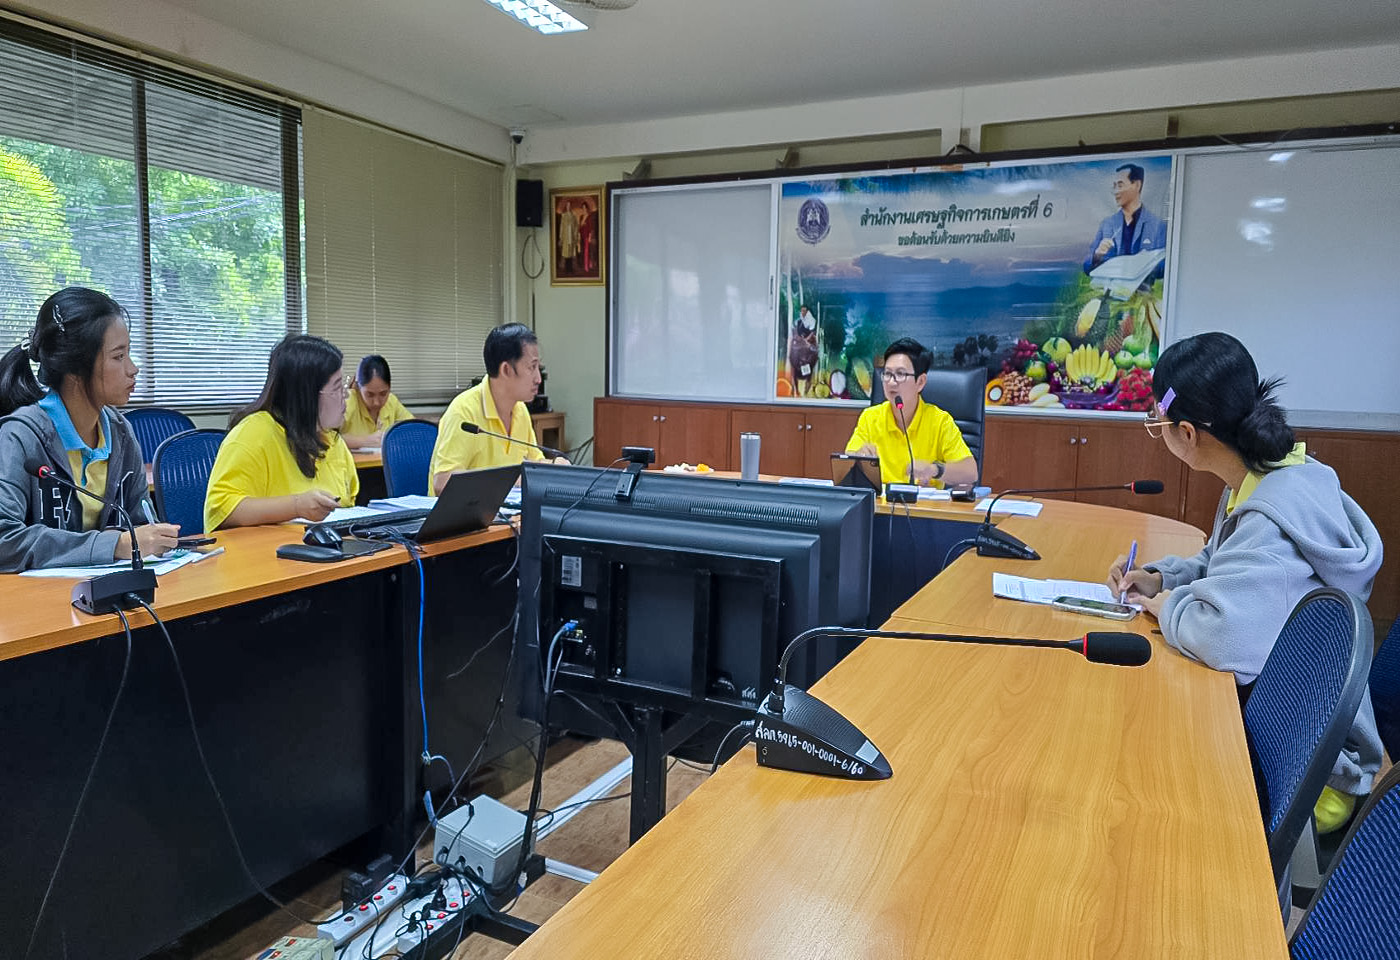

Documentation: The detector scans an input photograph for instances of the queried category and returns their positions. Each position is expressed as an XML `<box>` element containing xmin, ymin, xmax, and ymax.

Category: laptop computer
<box><xmin>327</xmin><ymin>464</ymin><xmax>522</xmax><ymax>543</ymax></box>
<box><xmin>830</xmin><ymin>452</ymin><xmax>881</xmax><ymax>492</ymax></box>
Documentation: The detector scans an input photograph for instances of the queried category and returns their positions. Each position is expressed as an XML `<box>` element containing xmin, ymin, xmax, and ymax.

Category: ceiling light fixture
<box><xmin>481</xmin><ymin>0</ymin><xmax>587</xmax><ymax>34</ymax></box>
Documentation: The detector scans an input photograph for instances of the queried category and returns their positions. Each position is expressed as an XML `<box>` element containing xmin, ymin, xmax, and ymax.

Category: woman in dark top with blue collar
<box><xmin>0</xmin><ymin>287</ymin><xmax>179</xmax><ymax>572</ymax></box>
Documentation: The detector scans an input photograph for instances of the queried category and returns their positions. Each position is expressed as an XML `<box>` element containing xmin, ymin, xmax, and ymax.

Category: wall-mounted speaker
<box><xmin>516</xmin><ymin>179</ymin><xmax>545</xmax><ymax>228</ymax></box>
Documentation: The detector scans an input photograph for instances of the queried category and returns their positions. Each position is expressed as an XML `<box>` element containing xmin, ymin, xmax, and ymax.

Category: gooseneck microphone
<box><xmin>460</xmin><ymin>420</ymin><xmax>565</xmax><ymax>459</ymax></box>
<box><xmin>754</xmin><ymin>625</ymin><xmax>1152</xmax><ymax>780</ymax></box>
<box><xmin>894</xmin><ymin>396</ymin><xmax>914</xmax><ymax>484</ymax></box>
<box><xmin>975</xmin><ymin>479</ymin><xmax>1165</xmax><ymax>560</ymax></box>
<box><xmin>25</xmin><ymin>459</ymin><xmax>156</xmax><ymax>614</ymax></box>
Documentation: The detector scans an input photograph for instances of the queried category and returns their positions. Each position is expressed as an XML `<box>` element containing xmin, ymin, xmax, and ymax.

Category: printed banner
<box><xmin>776</xmin><ymin>155</ymin><xmax>1172</xmax><ymax>412</ymax></box>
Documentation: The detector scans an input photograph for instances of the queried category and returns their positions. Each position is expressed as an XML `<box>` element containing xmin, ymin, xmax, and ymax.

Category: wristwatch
<box><xmin>933</xmin><ymin>462</ymin><xmax>945</xmax><ymax>480</ymax></box>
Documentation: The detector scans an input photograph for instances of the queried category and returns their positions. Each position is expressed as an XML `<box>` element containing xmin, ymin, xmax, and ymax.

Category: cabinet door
<box><xmin>731</xmin><ymin>407</ymin><xmax>806</xmax><ymax>477</ymax></box>
<box><xmin>981</xmin><ymin>415</ymin><xmax>1078</xmax><ymax>494</ymax></box>
<box><xmin>593</xmin><ymin>399</ymin><xmax>658</xmax><ymax>465</ymax></box>
<box><xmin>803</xmin><ymin>408</ymin><xmax>863</xmax><ymax>479</ymax></box>
<box><xmin>1300</xmin><ymin>431</ymin><xmax>1399</xmax><ymax>633</ymax></box>
<box><xmin>1181</xmin><ymin>470</ymin><xmax>1226</xmax><ymax>536</ymax></box>
<box><xmin>1073</xmin><ymin>421</ymin><xmax>1184</xmax><ymax>518</ymax></box>
<box><xmin>656</xmin><ymin>403</ymin><xmax>732</xmax><ymax>470</ymax></box>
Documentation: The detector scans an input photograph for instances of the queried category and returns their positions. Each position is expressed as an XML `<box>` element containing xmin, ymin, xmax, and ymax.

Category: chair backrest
<box><xmin>151</xmin><ymin>429</ymin><xmax>225</xmax><ymax>535</ymax></box>
<box><xmin>870</xmin><ymin>365</ymin><xmax>987</xmax><ymax>482</ymax></box>
<box><xmin>382</xmin><ymin>420</ymin><xmax>437</xmax><ymax>497</ymax></box>
<box><xmin>1289</xmin><ymin>763</ymin><xmax>1400</xmax><ymax>959</ymax></box>
<box><xmin>1244</xmin><ymin>587</ymin><xmax>1374</xmax><ymax>891</ymax></box>
<box><xmin>1370</xmin><ymin>616</ymin><xmax>1400</xmax><ymax>760</ymax></box>
<box><xmin>124</xmin><ymin>407</ymin><xmax>196</xmax><ymax>463</ymax></box>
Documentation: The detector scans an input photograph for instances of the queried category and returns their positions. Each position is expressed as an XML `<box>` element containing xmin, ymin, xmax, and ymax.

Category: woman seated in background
<box><xmin>339</xmin><ymin>353</ymin><xmax>413</xmax><ymax>450</ymax></box>
<box><xmin>0</xmin><ymin>287</ymin><xmax>179</xmax><ymax>571</ymax></box>
<box><xmin>1107</xmin><ymin>331</ymin><xmax>1383</xmax><ymax>833</ymax></box>
<box><xmin>205</xmin><ymin>335</ymin><xmax>359</xmax><ymax>531</ymax></box>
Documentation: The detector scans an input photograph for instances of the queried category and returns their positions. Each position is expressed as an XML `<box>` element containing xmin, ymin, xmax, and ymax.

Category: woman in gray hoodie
<box><xmin>1107</xmin><ymin>332</ymin><xmax>1383</xmax><ymax>833</ymax></box>
<box><xmin>0</xmin><ymin>287</ymin><xmax>180</xmax><ymax>571</ymax></box>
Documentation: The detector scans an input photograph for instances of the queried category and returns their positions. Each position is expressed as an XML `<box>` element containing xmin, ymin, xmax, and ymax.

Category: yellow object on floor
<box><xmin>1314</xmin><ymin>785</ymin><xmax>1357</xmax><ymax>835</ymax></box>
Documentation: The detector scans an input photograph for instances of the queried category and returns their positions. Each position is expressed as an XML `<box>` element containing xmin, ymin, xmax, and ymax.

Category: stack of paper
<box><xmin>974</xmin><ymin>498</ymin><xmax>1044</xmax><ymax>517</ymax></box>
<box><xmin>992</xmin><ymin>573</ymin><xmax>1140</xmax><ymax>609</ymax></box>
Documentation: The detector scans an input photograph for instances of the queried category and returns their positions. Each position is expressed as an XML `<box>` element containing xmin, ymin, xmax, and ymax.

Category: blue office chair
<box><xmin>124</xmin><ymin>407</ymin><xmax>196</xmax><ymax>463</ymax></box>
<box><xmin>1370</xmin><ymin>616</ymin><xmax>1400</xmax><ymax>760</ymax></box>
<box><xmin>1244</xmin><ymin>587</ymin><xmax>1374</xmax><ymax>913</ymax></box>
<box><xmin>1288</xmin><ymin>763</ymin><xmax>1400</xmax><ymax>959</ymax></box>
<box><xmin>381</xmin><ymin>420</ymin><xmax>437</xmax><ymax>497</ymax></box>
<box><xmin>152</xmin><ymin>429</ymin><xmax>224</xmax><ymax>535</ymax></box>
<box><xmin>870</xmin><ymin>365</ymin><xmax>988</xmax><ymax>483</ymax></box>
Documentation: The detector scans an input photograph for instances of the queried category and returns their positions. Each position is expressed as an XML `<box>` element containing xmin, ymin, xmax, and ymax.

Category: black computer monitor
<box><xmin>518</xmin><ymin>463</ymin><xmax>874</xmax><ymax>711</ymax></box>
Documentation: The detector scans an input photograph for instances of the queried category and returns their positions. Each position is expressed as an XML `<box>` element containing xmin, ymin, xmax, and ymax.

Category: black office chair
<box><xmin>870</xmin><ymin>365</ymin><xmax>987</xmax><ymax>483</ymax></box>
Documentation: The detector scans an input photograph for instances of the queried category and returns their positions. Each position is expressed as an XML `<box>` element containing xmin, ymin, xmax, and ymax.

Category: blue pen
<box><xmin>140</xmin><ymin>499</ymin><xmax>157</xmax><ymax>526</ymax></box>
<box><xmin>1120</xmin><ymin>540</ymin><xmax>1138</xmax><ymax>604</ymax></box>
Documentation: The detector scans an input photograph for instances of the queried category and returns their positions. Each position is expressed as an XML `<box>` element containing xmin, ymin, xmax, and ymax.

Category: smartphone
<box><xmin>177</xmin><ymin>536</ymin><xmax>217</xmax><ymax>548</ymax></box>
<box><xmin>1051</xmin><ymin>596</ymin><xmax>1137</xmax><ymax>620</ymax></box>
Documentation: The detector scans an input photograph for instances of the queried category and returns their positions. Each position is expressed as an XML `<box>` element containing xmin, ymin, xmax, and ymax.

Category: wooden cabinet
<box><xmin>983</xmin><ymin>414</ymin><xmax>1185</xmax><ymax>519</ymax></box>
<box><xmin>592</xmin><ymin>396</ymin><xmax>1398</xmax><ymax>633</ymax></box>
<box><xmin>593</xmin><ymin>399</ymin><xmax>732</xmax><ymax>469</ymax></box>
<box><xmin>729</xmin><ymin>407</ymin><xmax>862</xmax><ymax>478</ymax></box>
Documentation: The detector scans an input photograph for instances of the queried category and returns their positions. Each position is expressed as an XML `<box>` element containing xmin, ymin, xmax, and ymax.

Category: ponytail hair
<box><xmin>356</xmin><ymin>354</ymin><xmax>391</xmax><ymax>387</ymax></box>
<box><xmin>232</xmin><ymin>335</ymin><xmax>343</xmax><ymax>479</ymax></box>
<box><xmin>0</xmin><ymin>287</ymin><xmax>126</xmax><ymax>416</ymax></box>
<box><xmin>1152</xmin><ymin>332</ymin><xmax>1295</xmax><ymax>472</ymax></box>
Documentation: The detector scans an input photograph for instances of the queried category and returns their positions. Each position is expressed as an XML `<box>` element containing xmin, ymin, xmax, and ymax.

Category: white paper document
<box><xmin>368</xmin><ymin>495</ymin><xmax>439</xmax><ymax>512</ymax></box>
<box><xmin>974</xmin><ymin>498</ymin><xmax>1044</xmax><ymax>517</ymax></box>
<box><xmin>992</xmin><ymin>573</ymin><xmax>1141</xmax><ymax>609</ymax></box>
<box><xmin>288</xmin><ymin>505</ymin><xmax>391</xmax><ymax>525</ymax></box>
<box><xmin>20</xmin><ymin>547</ymin><xmax>225</xmax><ymax>579</ymax></box>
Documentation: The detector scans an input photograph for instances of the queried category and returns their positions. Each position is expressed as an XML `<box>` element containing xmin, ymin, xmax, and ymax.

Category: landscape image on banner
<box><xmin>776</xmin><ymin>155</ymin><xmax>1172</xmax><ymax>412</ymax></box>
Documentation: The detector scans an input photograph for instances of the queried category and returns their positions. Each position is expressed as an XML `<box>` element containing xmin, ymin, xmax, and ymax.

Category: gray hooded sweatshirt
<box><xmin>1147</xmin><ymin>458</ymin><xmax>1384</xmax><ymax>794</ymax></box>
<box><xmin>0</xmin><ymin>401</ymin><xmax>148</xmax><ymax>571</ymax></box>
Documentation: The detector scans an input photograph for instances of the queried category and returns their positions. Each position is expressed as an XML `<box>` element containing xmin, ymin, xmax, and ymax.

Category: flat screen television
<box><xmin>517</xmin><ymin>463</ymin><xmax>874</xmax><ymax>712</ymax></box>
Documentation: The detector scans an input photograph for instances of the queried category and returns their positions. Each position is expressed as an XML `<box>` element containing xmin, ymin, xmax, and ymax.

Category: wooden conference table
<box><xmin>508</xmin><ymin>499</ymin><xmax>1289</xmax><ymax>959</ymax></box>
<box><xmin>0</xmin><ymin>522</ymin><xmax>525</xmax><ymax>960</ymax></box>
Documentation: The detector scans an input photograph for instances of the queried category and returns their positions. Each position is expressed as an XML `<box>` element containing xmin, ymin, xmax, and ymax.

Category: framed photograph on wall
<box><xmin>550</xmin><ymin>185</ymin><xmax>605</xmax><ymax>285</ymax></box>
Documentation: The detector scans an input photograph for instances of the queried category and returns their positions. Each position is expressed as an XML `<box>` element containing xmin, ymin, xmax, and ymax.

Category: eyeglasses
<box><xmin>1144</xmin><ymin>405</ymin><xmax>1211</xmax><ymax>439</ymax></box>
<box><xmin>880</xmin><ymin>369</ymin><xmax>915</xmax><ymax>385</ymax></box>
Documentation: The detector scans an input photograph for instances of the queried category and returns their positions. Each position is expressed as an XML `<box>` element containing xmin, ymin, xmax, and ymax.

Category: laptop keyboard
<box><xmin>313</xmin><ymin>508</ymin><xmax>431</xmax><ymax>537</ymax></box>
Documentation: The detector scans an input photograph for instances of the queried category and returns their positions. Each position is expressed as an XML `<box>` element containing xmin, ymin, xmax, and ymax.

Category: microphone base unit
<box><xmin>754</xmin><ymin>685</ymin><xmax>891</xmax><ymax>780</ymax></box>
<box><xmin>974</xmin><ymin>525</ymin><xmax>1041</xmax><ymax>560</ymax></box>
<box><xmin>71</xmin><ymin>568</ymin><xmax>157</xmax><ymax>615</ymax></box>
<box><xmin>884</xmin><ymin>482</ymin><xmax>919</xmax><ymax>504</ymax></box>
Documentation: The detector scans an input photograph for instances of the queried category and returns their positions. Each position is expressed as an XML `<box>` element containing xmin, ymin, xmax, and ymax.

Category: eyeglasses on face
<box><xmin>880</xmin><ymin>369</ymin><xmax>915</xmax><ymax>385</ymax></box>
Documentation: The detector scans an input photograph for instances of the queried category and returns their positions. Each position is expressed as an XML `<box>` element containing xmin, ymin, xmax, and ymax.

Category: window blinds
<box><xmin>302</xmin><ymin>107</ymin><xmax>504</xmax><ymax>405</ymax></box>
<box><xmin>0</xmin><ymin>18</ymin><xmax>301</xmax><ymax>408</ymax></box>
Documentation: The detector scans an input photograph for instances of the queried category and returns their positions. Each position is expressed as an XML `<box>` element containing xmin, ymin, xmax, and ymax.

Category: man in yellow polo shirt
<box><xmin>429</xmin><ymin>323</ymin><xmax>568</xmax><ymax>494</ymax></box>
<box><xmin>846</xmin><ymin>337</ymin><xmax>979</xmax><ymax>488</ymax></box>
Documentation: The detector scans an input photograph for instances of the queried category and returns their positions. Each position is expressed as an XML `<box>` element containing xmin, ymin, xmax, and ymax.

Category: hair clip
<box><xmin>1159</xmin><ymin>386</ymin><xmax>1176</xmax><ymax>415</ymax></box>
<box><xmin>51</xmin><ymin>305</ymin><xmax>66</xmax><ymax>333</ymax></box>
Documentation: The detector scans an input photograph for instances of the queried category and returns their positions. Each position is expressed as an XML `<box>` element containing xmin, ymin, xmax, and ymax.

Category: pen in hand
<box><xmin>140</xmin><ymin>499</ymin><xmax>158</xmax><ymax>526</ymax></box>
<box><xmin>1120</xmin><ymin>540</ymin><xmax>1138</xmax><ymax>604</ymax></box>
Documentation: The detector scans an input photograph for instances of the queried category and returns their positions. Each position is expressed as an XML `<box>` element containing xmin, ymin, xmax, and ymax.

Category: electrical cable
<box><xmin>132</xmin><ymin>596</ymin><xmax>318</xmax><ymax>926</ymax></box>
<box><xmin>23</xmin><ymin>612</ymin><xmax>134</xmax><ymax>960</ymax></box>
<box><xmin>942</xmin><ymin>537</ymin><xmax>978</xmax><ymax>570</ymax></box>
<box><xmin>710</xmin><ymin>720</ymin><xmax>755</xmax><ymax>774</ymax></box>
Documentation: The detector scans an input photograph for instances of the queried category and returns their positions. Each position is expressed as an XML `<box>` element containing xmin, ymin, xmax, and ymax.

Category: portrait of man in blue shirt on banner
<box><xmin>1083</xmin><ymin>163</ymin><xmax>1168</xmax><ymax>276</ymax></box>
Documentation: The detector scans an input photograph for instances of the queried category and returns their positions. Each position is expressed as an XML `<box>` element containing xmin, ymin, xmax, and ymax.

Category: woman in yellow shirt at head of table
<box><xmin>204</xmin><ymin>335</ymin><xmax>359</xmax><ymax>532</ymax></box>
<box><xmin>339</xmin><ymin>353</ymin><xmax>413</xmax><ymax>451</ymax></box>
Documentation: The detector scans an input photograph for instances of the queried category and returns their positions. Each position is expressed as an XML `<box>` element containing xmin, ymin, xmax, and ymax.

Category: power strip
<box><xmin>315</xmin><ymin>873</ymin><xmax>409</xmax><ymax>947</ymax></box>
<box><xmin>394</xmin><ymin>878</ymin><xmax>473</xmax><ymax>954</ymax></box>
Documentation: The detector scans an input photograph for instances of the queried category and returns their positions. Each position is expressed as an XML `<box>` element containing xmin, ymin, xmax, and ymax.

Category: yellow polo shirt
<box><xmin>429</xmin><ymin>380</ymin><xmax>543</xmax><ymax>489</ymax></box>
<box><xmin>1225</xmin><ymin>442</ymin><xmax>1308</xmax><ymax>513</ymax></box>
<box><xmin>341</xmin><ymin>388</ymin><xmax>413</xmax><ymax>441</ymax></box>
<box><xmin>845</xmin><ymin>400</ymin><xmax>972</xmax><ymax>487</ymax></box>
<box><xmin>65</xmin><ymin>446</ymin><xmax>108</xmax><ymax>530</ymax></box>
<box><xmin>204</xmin><ymin>411</ymin><xmax>359</xmax><ymax>531</ymax></box>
